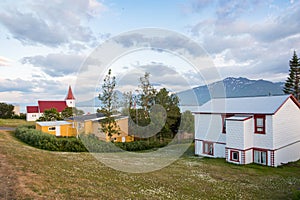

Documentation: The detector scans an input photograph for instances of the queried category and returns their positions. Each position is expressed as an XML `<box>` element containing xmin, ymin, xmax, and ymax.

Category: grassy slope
<box><xmin>0</xmin><ymin>130</ymin><xmax>299</xmax><ymax>199</ymax></box>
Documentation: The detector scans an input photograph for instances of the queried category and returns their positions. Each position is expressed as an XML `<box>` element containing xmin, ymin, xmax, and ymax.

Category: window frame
<box><xmin>254</xmin><ymin>114</ymin><xmax>266</xmax><ymax>134</ymax></box>
<box><xmin>230</xmin><ymin>150</ymin><xmax>239</xmax><ymax>162</ymax></box>
<box><xmin>253</xmin><ymin>149</ymin><xmax>268</xmax><ymax>165</ymax></box>
<box><xmin>203</xmin><ymin>141</ymin><xmax>214</xmax><ymax>156</ymax></box>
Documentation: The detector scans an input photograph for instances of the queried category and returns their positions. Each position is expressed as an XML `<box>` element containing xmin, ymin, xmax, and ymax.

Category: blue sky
<box><xmin>0</xmin><ymin>0</ymin><xmax>299</xmax><ymax>106</ymax></box>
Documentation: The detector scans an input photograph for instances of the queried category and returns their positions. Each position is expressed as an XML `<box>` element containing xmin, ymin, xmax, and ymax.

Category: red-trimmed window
<box><xmin>222</xmin><ymin>114</ymin><xmax>234</xmax><ymax>133</ymax></box>
<box><xmin>203</xmin><ymin>141</ymin><xmax>214</xmax><ymax>156</ymax></box>
<box><xmin>230</xmin><ymin>150</ymin><xmax>239</xmax><ymax>162</ymax></box>
<box><xmin>254</xmin><ymin>115</ymin><xmax>266</xmax><ymax>134</ymax></box>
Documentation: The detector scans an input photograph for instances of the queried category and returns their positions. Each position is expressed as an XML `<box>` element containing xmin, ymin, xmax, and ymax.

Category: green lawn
<box><xmin>0</xmin><ymin>119</ymin><xmax>35</xmax><ymax>127</ymax></box>
<box><xmin>0</xmin><ymin>123</ymin><xmax>300</xmax><ymax>199</ymax></box>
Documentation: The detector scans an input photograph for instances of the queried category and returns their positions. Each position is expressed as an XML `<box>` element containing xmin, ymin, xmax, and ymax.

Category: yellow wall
<box><xmin>66</xmin><ymin>117</ymin><xmax>134</xmax><ymax>142</ymax></box>
<box><xmin>36</xmin><ymin>123</ymin><xmax>76</xmax><ymax>137</ymax></box>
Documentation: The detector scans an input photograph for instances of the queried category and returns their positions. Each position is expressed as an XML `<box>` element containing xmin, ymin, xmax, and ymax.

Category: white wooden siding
<box><xmin>274</xmin><ymin>141</ymin><xmax>300</xmax><ymax>167</ymax></box>
<box><xmin>253</xmin><ymin>115</ymin><xmax>273</xmax><ymax>149</ymax></box>
<box><xmin>273</xmin><ymin>98</ymin><xmax>300</xmax><ymax>149</ymax></box>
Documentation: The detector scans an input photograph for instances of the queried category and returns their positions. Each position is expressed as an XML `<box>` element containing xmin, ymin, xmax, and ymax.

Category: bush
<box><xmin>14</xmin><ymin>126</ymin><xmax>170</xmax><ymax>153</ymax></box>
<box><xmin>114</xmin><ymin>140</ymin><xmax>168</xmax><ymax>151</ymax></box>
<box><xmin>14</xmin><ymin>126</ymin><xmax>87</xmax><ymax>152</ymax></box>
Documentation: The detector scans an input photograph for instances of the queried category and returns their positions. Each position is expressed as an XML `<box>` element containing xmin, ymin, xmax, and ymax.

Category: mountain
<box><xmin>77</xmin><ymin>77</ymin><xmax>285</xmax><ymax>108</ymax></box>
<box><xmin>177</xmin><ymin>77</ymin><xmax>284</xmax><ymax>106</ymax></box>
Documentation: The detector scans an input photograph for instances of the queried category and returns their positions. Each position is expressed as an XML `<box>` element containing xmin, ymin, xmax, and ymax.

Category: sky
<box><xmin>0</xmin><ymin>0</ymin><xmax>299</xmax><ymax>108</ymax></box>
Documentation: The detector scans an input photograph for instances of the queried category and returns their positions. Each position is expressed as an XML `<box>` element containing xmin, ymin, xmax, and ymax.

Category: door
<box><xmin>254</xmin><ymin>150</ymin><xmax>267</xmax><ymax>165</ymax></box>
<box><xmin>55</xmin><ymin>126</ymin><xmax>61</xmax><ymax>136</ymax></box>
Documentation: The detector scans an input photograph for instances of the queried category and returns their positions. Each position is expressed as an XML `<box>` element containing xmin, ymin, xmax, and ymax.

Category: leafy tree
<box><xmin>98</xmin><ymin>69</ymin><xmax>120</xmax><ymax>139</ymax></box>
<box><xmin>121</xmin><ymin>91</ymin><xmax>133</xmax><ymax>116</ymax></box>
<box><xmin>138</xmin><ymin>72</ymin><xmax>157</xmax><ymax>112</ymax></box>
<box><xmin>155</xmin><ymin>88</ymin><xmax>181</xmax><ymax>140</ymax></box>
<box><xmin>73</xmin><ymin>107</ymin><xmax>84</xmax><ymax>116</ymax></box>
<box><xmin>61</xmin><ymin>107</ymin><xmax>73</xmax><ymax>119</ymax></box>
<box><xmin>180</xmin><ymin>110</ymin><xmax>194</xmax><ymax>133</ymax></box>
<box><xmin>37</xmin><ymin>108</ymin><xmax>62</xmax><ymax>121</ymax></box>
<box><xmin>283</xmin><ymin>51</ymin><xmax>300</xmax><ymax>100</ymax></box>
<box><xmin>0</xmin><ymin>102</ymin><xmax>14</xmax><ymax>119</ymax></box>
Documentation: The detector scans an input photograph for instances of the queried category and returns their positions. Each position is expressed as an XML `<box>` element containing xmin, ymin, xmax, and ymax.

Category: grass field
<box><xmin>0</xmin><ymin>129</ymin><xmax>300</xmax><ymax>199</ymax></box>
<box><xmin>0</xmin><ymin>119</ymin><xmax>35</xmax><ymax>127</ymax></box>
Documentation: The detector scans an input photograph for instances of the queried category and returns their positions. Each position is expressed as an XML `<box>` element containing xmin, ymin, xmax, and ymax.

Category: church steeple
<box><xmin>65</xmin><ymin>86</ymin><xmax>75</xmax><ymax>107</ymax></box>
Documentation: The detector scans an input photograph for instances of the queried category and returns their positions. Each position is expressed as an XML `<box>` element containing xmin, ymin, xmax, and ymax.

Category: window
<box><xmin>222</xmin><ymin>114</ymin><xmax>234</xmax><ymax>133</ymax></box>
<box><xmin>254</xmin><ymin>115</ymin><xmax>265</xmax><ymax>134</ymax></box>
<box><xmin>230</xmin><ymin>151</ymin><xmax>239</xmax><ymax>162</ymax></box>
<box><xmin>254</xmin><ymin>150</ymin><xmax>267</xmax><ymax>165</ymax></box>
<box><xmin>203</xmin><ymin>141</ymin><xmax>214</xmax><ymax>155</ymax></box>
<box><xmin>48</xmin><ymin>126</ymin><xmax>56</xmax><ymax>131</ymax></box>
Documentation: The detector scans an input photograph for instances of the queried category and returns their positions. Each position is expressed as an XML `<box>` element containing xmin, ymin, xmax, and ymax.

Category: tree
<box><xmin>138</xmin><ymin>72</ymin><xmax>157</xmax><ymax>112</ymax></box>
<box><xmin>180</xmin><ymin>110</ymin><xmax>194</xmax><ymax>133</ymax></box>
<box><xmin>37</xmin><ymin>108</ymin><xmax>62</xmax><ymax>121</ymax></box>
<box><xmin>73</xmin><ymin>107</ymin><xmax>84</xmax><ymax>116</ymax></box>
<box><xmin>155</xmin><ymin>88</ymin><xmax>181</xmax><ymax>140</ymax></box>
<box><xmin>283</xmin><ymin>51</ymin><xmax>300</xmax><ymax>100</ymax></box>
<box><xmin>0</xmin><ymin>103</ymin><xmax>14</xmax><ymax>119</ymax></box>
<box><xmin>98</xmin><ymin>69</ymin><xmax>120</xmax><ymax>139</ymax></box>
<box><xmin>61</xmin><ymin>107</ymin><xmax>73</xmax><ymax>119</ymax></box>
<box><xmin>121</xmin><ymin>91</ymin><xmax>133</xmax><ymax>116</ymax></box>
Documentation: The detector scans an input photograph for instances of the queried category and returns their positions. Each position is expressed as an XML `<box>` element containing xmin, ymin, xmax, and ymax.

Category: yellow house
<box><xmin>36</xmin><ymin>121</ymin><xmax>77</xmax><ymax>137</ymax></box>
<box><xmin>69</xmin><ymin>113</ymin><xmax>134</xmax><ymax>142</ymax></box>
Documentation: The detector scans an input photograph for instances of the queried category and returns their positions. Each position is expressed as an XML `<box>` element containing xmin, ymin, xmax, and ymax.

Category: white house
<box><xmin>193</xmin><ymin>94</ymin><xmax>300</xmax><ymax>167</ymax></box>
<box><xmin>26</xmin><ymin>86</ymin><xmax>75</xmax><ymax>121</ymax></box>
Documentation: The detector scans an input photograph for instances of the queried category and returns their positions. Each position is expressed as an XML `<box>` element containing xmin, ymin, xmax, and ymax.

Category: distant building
<box><xmin>36</xmin><ymin>121</ymin><xmax>76</xmax><ymax>137</ymax></box>
<box><xmin>68</xmin><ymin>113</ymin><xmax>134</xmax><ymax>142</ymax></box>
<box><xmin>26</xmin><ymin>86</ymin><xmax>75</xmax><ymax>121</ymax></box>
<box><xmin>193</xmin><ymin>95</ymin><xmax>300</xmax><ymax>167</ymax></box>
<box><xmin>13</xmin><ymin>104</ymin><xmax>20</xmax><ymax>116</ymax></box>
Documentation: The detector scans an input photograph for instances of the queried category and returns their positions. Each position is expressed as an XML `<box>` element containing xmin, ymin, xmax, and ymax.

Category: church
<box><xmin>26</xmin><ymin>86</ymin><xmax>76</xmax><ymax>121</ymax></box>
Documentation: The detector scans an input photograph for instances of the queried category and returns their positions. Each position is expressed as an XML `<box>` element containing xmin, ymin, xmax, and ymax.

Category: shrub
<box><xmin>14</xmin><ymin>126</ymin><xmax>87</xmax><ymax>152</ymax></box>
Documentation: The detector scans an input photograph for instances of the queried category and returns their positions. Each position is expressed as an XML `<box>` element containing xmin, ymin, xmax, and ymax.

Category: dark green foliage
<box><xmin>11</xmin><ymin>113</ymin><xmax>26</xmax><ymax>119</ymax></box>
<box><xmin>61</xmin><ymin>107</ymin><xmax>73</xmax><ymax>119</ymax></box>
<box><xmin>155</xmin><ymin>88</ymin><xmax>181</xmax><ymax>139</ymax></box>
<box><xmin>283</xmin><ymin>51</ymin><xmax>300</xmax><ymax>100</ymax></box>
<box><xmin>115</xmin><ymin>140</ymin><xmax>168</xmax><ymax>151</ymax></box>
<box><xmin>37</xmin><ymin>108</ymin><xmax>62</xmax><ymax>121</ymax></box>
<box><xmin>14</xmin><ymin>126</ymin><xmax>87</xmax><ymax>152</ymax></box>
<box><xmin>292</xmin><ymin>189</ymin><xmax>300</xmax><ymax>200</ymax></box>
<box><xmin>0</xmin><ymin>102</ymin><xmax>14</xmax><ymax>119</ymax></box>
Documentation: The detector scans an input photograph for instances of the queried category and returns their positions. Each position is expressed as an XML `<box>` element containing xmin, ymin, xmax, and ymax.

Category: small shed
<box><xmin>36</xmin><ymin>121</ymin><xmax>76</xmax><ymax>137</ymax></box>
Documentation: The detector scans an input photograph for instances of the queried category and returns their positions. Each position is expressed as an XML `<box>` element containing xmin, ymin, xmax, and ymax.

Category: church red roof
<box><xmin>26</xmin><ymin>106</ymin><xmax>39</xmax><ymax>113</ymax></box>
<box><xmin>65</xmin><ymin>86</ymin><xmax>75</xmax><ymax>100</ymax></box>
<box><xmin>38</xmin><ymin>101</ymin><xmax>67</xmax><ymax>113</ymax></box>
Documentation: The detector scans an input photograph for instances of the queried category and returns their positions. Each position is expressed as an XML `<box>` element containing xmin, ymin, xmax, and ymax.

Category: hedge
<box><xmin>14</xmin><ymin>126</ymin><xmax>170</xmax><ymax>152</ymax></box>
<box><xmin>14</xmin><ymin>126</ymin><xmax>87</xmax><ymax>152</ymax></box>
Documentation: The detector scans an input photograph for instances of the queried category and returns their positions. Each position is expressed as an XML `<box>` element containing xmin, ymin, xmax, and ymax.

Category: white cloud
<box><xmin>0</xmin><ymin>0</ymin><xmax>106</xmax><ymax>48</ymax></box>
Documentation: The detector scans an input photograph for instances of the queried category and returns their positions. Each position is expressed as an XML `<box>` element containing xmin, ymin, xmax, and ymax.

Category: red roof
<box><xmin>26</xmin><ymin>106</ymin><xmax>39</xmax><ymax>113</ymax></box>
<box><xmin>38</xmin><ymin>101</ymin><xmax>67</xmax><ymax>112</ymax></box>
<box><xmin>65</xmin><ymin>86</ymin><xmax>75</xmax><ymax>100</ymax></box>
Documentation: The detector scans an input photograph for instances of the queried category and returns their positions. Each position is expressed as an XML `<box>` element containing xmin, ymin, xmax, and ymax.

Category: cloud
<box><xmin>0</xmin><ymin>56</ymin><xmax>12</xmax><ymax>66</ymax></box>
<box><xmin>0</xmin><ymin>0</ymin><xmax>106</xmax><ymax>48</ymax></box>
<box><xmin>114</xmin><ymin>33</ymin><xmax>206</xmax><ymax>57</ymax></box>
<box><xmin>115</xmin><ymin>63</ymin><xmax>200</xmax><ymax>93</ymax></box>
<box><xmin>21</xmin><ymin>53</ymin><xmax>87</xmax><ymax>77</ymax></box>
<box><xmin>251</xmin><ymin>5</ymin><xmax>300</xmax><ymax>42</ymax></box>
